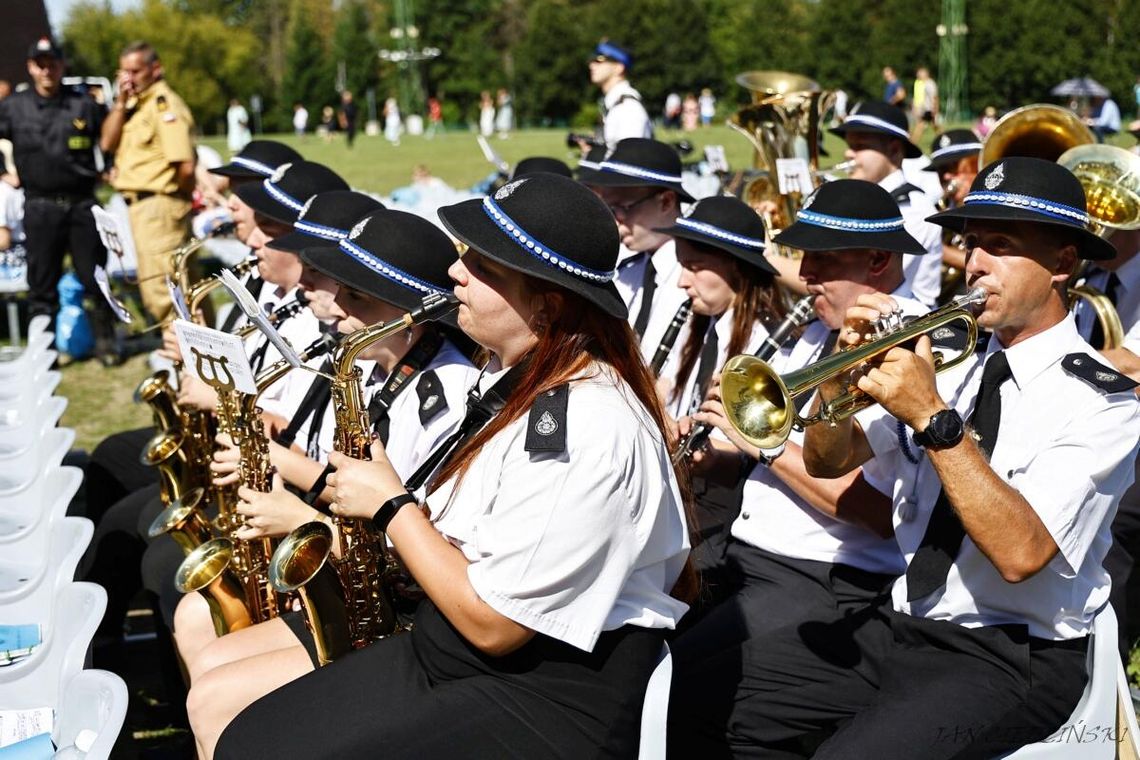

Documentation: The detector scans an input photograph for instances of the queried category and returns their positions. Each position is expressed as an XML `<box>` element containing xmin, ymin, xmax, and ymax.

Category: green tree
<box><xmin>332</xmin><ymin>0</ymin><xmax>379</xmax><ymax>100</ymax></box>
<box><xmin>278</xmin><ymin>0</ymin><xmax>335</xmax><ymax>129</ymax></box>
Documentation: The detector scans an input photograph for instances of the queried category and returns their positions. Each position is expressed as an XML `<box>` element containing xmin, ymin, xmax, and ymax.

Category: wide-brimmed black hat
<box><xmin>575</xmin><ymin>145</ymin><xmax>607</xmax><ymax>184</ymax></box>
<box><xmin>437</xmin><ymin>173</ymin><xmax>626</xmax><ymax>318</ymax></box>
<box><xmin>270</xmin><ymin>191</ymin><xmax>384</xmax><ymax>254</ymax></box>
<box><xmin>512</xmin><ymin>157</ymin><xmax>572</xmax><ymax>180</ymax></box>
<box><xmin>210</xmin><ymin>140</ymin><xmax>303</xmax><ymax>179</ymax></box>
<box><xmin>923</xmin><ymin>129</ymin><xmax>982</xmax><ymax>172</ymax></box>
<box><xmin>830</xmin><ymin>101</ymin><xmax>922</xmax><ymax>159</ymax></box>
<box><xmin>234</xmin><ymin>161</ymin><xmax>348</xmax><ymax>225</ymax></box>
<box><xmin>301</xmin><ymin>209</ymin><xmax>458</xmax><ymax>314</ymax></box>
<box><xmin>581</xmin><ymin>138</ymin><xmax>696</xmax><ymax>203</ymax></box>
<box><xmin>773</xmin><ymin>179</ymin><xmax>926</xmax><ymax>254</ymax></box>
<box><xmin>926</xmin><ymin>156</ymin><xmax>1115</xmax><ymax>261</ymax></box>
<box><xmin>654</xmin><ymin>196</ymin><xmax>775</xmax><ymax>275</ymax></box>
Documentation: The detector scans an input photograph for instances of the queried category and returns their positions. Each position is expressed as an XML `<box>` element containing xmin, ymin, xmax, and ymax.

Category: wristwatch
<box><xmin>912</xmin><ymin>409</ymin><xmax>964</xmax><ymax>450</ymax></box>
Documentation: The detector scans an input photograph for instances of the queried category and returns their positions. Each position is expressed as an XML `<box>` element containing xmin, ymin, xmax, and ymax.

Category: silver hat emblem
<box><xmin>801</xmin><ymin>187</ymin><xmax>819</xmax><ymax>210</ymax></box>
<box><xmin>299</xmin><ymin>195</ymin><xmax>315</xmax><ymax>219</ymax></box>
<box><xmin>534</xmin><ymin>410</ymin><xmax>558</xmax><ymax>436</ymax></box>
<box><xmin>422</xmin><ymin>394</ymin><xmax>439</xmax><ymax>411</ymax></box>
<box><xmin>270</xmin><ymin>162</ymin><xmax>291</xmax><ymax>184</ymax></box>
<box><xmin>984</xmin><ymin>163</ymin><xmax>1005</xmax><ymax>190</ymax></box>
<box><xmin>495</xmin><ymin>179</ymin><xmax>527</xmax><ymax>201</ymax></box>
<box><xmin>349</xmin><ymin>219</ymin><xmax>368</xmax><ymax>240</ymax></box>
<box><xmin>938</xmin><ymin>134</ymin><xmax>951</xmax><ymax>149</ymax></box>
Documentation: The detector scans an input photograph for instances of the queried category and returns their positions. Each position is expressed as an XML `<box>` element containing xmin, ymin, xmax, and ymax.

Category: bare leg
<box><xmin>188</xmin><ymin>645</ymin><xmax>313</xmax><ymax>760</ymax></box>
<box><xmin>187</xmin><ymin>616</ymin><xmax>299</xmax><ymax>682</ymax></box>
<box><xmin>173</xmin><ymin>593</ymin><xmax>217</xmax><ymax>681</ymax></box>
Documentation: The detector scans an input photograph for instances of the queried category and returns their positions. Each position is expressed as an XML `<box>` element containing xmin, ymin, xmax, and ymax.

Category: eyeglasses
<box><xmin>606</xmin><ymin>192</ymin><xmax>661</xmax><ymax>217</ymax></box>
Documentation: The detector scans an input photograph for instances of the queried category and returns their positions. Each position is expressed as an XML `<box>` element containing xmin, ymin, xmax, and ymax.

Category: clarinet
<box><xmin>673</xmin><ymin>294</ymin><xmax>816</xmax><ymax>464</ymax></box>
<box><xmin>650</xmin><ymin>300</ymin><xmax>692</xmax><ymax>376</ymax></box>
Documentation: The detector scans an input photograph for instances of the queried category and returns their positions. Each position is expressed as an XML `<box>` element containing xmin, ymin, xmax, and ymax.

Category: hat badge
<box><xmin>270</xmin><ymin>162</ymin><xmax>291</xmax><ymax>184</ymax></box>
<box><xmin>299</xmin><ymin>195</ymin><xmax>315</xmax><ymax>219</ymax></box>
<box><xmin>984</xmin><ymin>163</ymin><xmax>1005</xmax><ymax>190</ymax></box>
<box><xmin>37</xmin><ymin>38</ymin><xmax>52</xmax><ymax>51</ymax></box>
<box><xmin>801</xmin><ymin>188</ymin><xmax>818</xmax><ymax>210</ymax></box>
<box><xmin>938</xmin><ymin>134</ymin><xmax>950</xmax><ymax>149</ymax></box>
<box><xmin>494</xmin><ymin>178</ymin><xmax>527</xmax><ymax>201</ymax></box>
<box><xmin>349</xmin><ymin>218</ymin><xmax>367</xmax><ymax>240</ymax></box>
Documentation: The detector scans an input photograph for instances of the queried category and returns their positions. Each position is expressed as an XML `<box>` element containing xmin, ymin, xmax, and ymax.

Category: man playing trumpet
<box><xmin>718</xmin><ymin>157</ymin><xmax>1139</xmax><ymax>758</ymax></box>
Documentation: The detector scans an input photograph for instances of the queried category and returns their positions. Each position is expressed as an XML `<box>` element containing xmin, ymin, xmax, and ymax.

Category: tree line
<box><xmin>59</xmin><ymin>0</ymin><xmax>1140</xmax><ymax>136</ymax></box>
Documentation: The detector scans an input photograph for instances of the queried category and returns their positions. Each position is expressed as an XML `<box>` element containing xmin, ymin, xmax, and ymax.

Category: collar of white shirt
<box><xmin>604</xmin><ymin>80</ymin><xmax>639</xmax><ymax>111</ymax></box>
<box><xmin>982</xmin><ymin>314</ymin><xmax>1077</xmax><ymax>392</ymax></box>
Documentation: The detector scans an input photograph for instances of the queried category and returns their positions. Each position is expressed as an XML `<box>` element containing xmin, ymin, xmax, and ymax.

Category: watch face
<box><xmin>931</xmin><ymin>410</ymin><xmax>963</xmax><ymax>444</ymax></box>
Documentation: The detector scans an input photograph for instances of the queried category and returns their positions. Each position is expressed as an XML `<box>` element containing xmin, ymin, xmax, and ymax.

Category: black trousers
<box><xmin>1104</xmin><ymin>459</ymin><xmax>1140</xmax><ymax>660</ymax></box>
<box><xmin>217</xmin><ymin>601</ymin><xmax>663</xmax><ymax>760</ymax></box>
<box><xmin>22</xmin><ymin>195</ymin><xmax>109</xmax><ymax>320</ymax></box>
<box><xmin>671</xmin><ymin>592</ymin><xmax>1088</xmax><ymax>760</ymax></box>
<box><xmin>669</xmin><ymin>542</ymin><xmax>896</xmax><ymax>748</ymax></box>
<box><xmin>80</xmin><ymin>426</ymin><xmax>157</xmax><ymax>523</ymax></box>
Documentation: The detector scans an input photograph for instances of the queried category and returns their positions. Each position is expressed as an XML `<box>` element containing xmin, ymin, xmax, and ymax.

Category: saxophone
<box><xmin>268</xmin><ymin>292</ymin><xmax>458</xmax><ymax>665</ymax></box>
<box><xmin>169</xmin><ymin>334</ymin><xmax>338</xmax><ymax>632</ymax></box>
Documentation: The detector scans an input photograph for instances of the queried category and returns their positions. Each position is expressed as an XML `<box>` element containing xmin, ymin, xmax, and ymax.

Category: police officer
<box><xmin>0</xmin><ymin>37</ymin><xmax>117</xmax><ymax>364</ymax></box>
<box><xmin>100</xmin><ymin>40</ymin><xmax>195</xmax><ymax>324</ymax></box>
<box><xmin>587</xmin><ymin>40</ymin><xmax>653</xmax><ymax>148</ymax></box>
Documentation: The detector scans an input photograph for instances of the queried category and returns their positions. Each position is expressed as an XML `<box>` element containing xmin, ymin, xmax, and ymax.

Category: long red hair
<box><xmin>431</xmin><ymin>274</ymin><xmax>698</xmax><ymax>603</ymax></box>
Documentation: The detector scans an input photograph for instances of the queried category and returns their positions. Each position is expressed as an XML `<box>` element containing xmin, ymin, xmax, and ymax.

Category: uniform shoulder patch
<box><xmin>890</xmin><ymin>182</ymin><xmax>923</xmax><ymax>206</ymax></box>
<box><xmin>928</xmin><ymin>321</ymin><xmax>971</xmax><ymax>351</ymax></box>
<box><xmin>1061</xmin><ymin>353</ymin><xmax>1138</xmax><ymax>394</ymax></box>
<box><xmin>415</xmin><ymin>369</ymin><xmax>448</xmax><ymax>426</ymax></box>
<box><xmin>156</xmin><ymin>94</ymin><xmax>168</xmax><ymax>112</ymax></box>
<box><xmin>524</xmin><ymin>383</ymin><xmax>569</xmax><ymax>453</ymax></box>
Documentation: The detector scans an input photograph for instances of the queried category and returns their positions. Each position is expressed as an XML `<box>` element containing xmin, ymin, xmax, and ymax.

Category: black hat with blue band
<box><xmin>926</xmin><ymin>156</ymin><xmax>1115</xmax><ymax>261</ymax></box>
<box><xmin>437</xmin><ymin>173</ymin><xmax>626</xmax><ymax>318</ymax></box>
<box><xmin>773</xmin><ymin>179</ymin><xmax>926</xmax><ymax>255</ymax></box>
<box><xmin>654</xmin><ymin>195</ymin><xmax>775</xmax><ymax>274</ymax></box>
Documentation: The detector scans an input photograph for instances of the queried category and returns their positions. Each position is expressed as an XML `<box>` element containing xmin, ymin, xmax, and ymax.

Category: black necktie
<box><xmin>690</xmin><ymin>325</ymin><xmax>719</xmax><ymax>415</ymax></box>
<box><xmin>1088</xmin><ymin>271</ymin><xmax>1121</xmax><ymax>350</ymax></box>
<box><xmin>906</xmin><ymin>351</ymin><xmax>1012</xmax><ymax>601</ymax></box>
<box><xmin>633</xmin><ymin>255</ymin><xmax>657</xmax><ymax>338</ymax></box>
<box><xmin>366</xmin><ymin>365</ymin><xmax>392</xmax><ymax>446</ymax></box>
<box><xmin>796</xmin><ymin>329</ymin><xmax>839</xmax><ymax>414</ymax></box>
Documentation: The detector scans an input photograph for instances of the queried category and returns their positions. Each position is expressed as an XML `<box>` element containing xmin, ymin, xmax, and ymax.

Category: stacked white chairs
<box><xmin>0</xmin><ymin>326</ymin><xmax>127</xmax><ymax>758</ymax></box>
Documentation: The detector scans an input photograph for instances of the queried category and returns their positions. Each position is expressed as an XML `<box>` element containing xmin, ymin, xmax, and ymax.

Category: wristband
<box><xmin>371</xmin><ymin>492</ymin><xmax>417</xmax><ymax>532</ymax></box>
<box><xmin>757</xmin><ymin>442</ymin><xmax>786</xmax><ymax>467</ymax></box>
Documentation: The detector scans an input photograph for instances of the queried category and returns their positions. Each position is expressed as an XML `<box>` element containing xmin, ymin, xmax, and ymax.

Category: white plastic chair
<box><xmin>0</xmin><ymin>480</ymin><xmax>86</xmax><ymax>606</ymax></box>
<box><xmin>0</xmin><ymin>426</ymin><xmax>74</xmax><ymax>502</ymax></box>
<box><xmin>53</xmin><ymin>669</ymin><xmax>128</xmax><ymax>760</ymax></box>
<box><xmin>0</xmin><ymin>464</ymin><xmax>82</xmax><ymax>547</ymax></box>
<box><xmin>0</xmin><ymin>368</ymin><xmax>60</xmax><ymax>410</ymax></box>
<box><xmin>1002</xmin><ymin>605</ymin><xmax>1130</xmax><ymax>758</ymax></box>
<box><xmin>0</xmin><ymin>395</ymin><xmax>68</xmax><ymax>452</ymax></box>
<box><xmin>0</xmin><ymin>581</ymin><xmax>106</xmax><ymax>709</ymax></box>
<box><xmin>26</xmin><ymin>315</ymin><xmax>52</xmax><ymax>344</ymax></box>
<box><xmin>0</xmin><ymin>335</ymin><xmax>55</xmax><ymax>378</ymax></box>
<box><xmin>639</xmin><ymin>642</ymin><xmax>672</xmax><ymax>759</ymax></box>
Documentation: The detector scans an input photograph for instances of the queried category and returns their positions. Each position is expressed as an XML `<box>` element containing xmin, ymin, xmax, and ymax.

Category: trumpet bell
<box><xmin>720</xmin><ymin>355</ymin><xmax>795</xmax><ymax>450</ymax></box>
<box><xmin>979</xmin><ymin>104</ymin><xmax>1094</xmax><ymax>166</ymax></box>
<box><xmin>735</xmin><ymin>71</ymin><xmax>821</xmax><ymax>104</ymax></box>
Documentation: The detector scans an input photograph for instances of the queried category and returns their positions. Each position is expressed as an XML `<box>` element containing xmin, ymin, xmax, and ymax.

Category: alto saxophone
<box><xmin>268</xmin><ymin>292</ymin><xmax>458</xmax><ymax>665</ymax></box>
<box><xmin>170</xmin><ymin>334</ymin><xmax>338</xmax><ymax>633</ymax></box>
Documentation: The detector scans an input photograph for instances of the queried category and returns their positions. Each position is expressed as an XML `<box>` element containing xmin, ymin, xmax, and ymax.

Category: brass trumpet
<box><xmin>721</xmin><ymin>289</ymin><xmax>986</xmax><ymax>450</ymax></box>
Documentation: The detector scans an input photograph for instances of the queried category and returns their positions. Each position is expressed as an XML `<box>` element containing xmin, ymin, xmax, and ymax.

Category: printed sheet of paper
<box><xmin>775</xmin><ymin>157</ymin><xmax>813</xmax><ymax>195</ymax></box>
<box><xmin>173</xmin><ymin>319</ymin><xmax>257</xmax><ymax>394</ymax></box>
<box><xmin>219</xmin><ymin>269</ymin><xmax>301</xmax><ymax>368</ymax></box>
<box><xmin>91</xmin><ymin>206</ymin><xmax>136</xmax><ymax>265</ymax></box>
<box><xmin>93</xmin><ymin>266</ymin><xmax>132</xmax><ymax>324</ymax></box>
<box><xmin>0</xmin><ymin>708</ymin><xmax>52</xmax><ymax>748</ymax></box>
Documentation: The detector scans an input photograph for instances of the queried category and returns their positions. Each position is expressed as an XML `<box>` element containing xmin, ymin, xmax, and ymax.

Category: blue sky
<box><xmin>44</xmin><ymin>0</ymin><xmax>140</xmax><ymax>32</ymax></box>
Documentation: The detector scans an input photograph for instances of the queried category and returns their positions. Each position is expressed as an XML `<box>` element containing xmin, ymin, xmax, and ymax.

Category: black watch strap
<box><xmin>371</xmin><ymin>492</ymin><xmax>417</xmax><ymax>532</ymax></box>
<box><xmin>913</xmin><ymin>409</ymin><xmax>963</xmax><ymax>450</ymax></box>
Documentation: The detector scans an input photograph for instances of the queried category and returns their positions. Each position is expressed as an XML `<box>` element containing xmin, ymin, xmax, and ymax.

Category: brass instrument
<box><xmin>166</xmin><ymin>334</ymin><xmax>338</xmax><ymax>631</ymax></box>
<box><xmin>979</xmin><ymin>104</ymin><xmax>1094</xmax><ymax>166</ymax></box>
<box><xmin>187</xmin><ymin>256</ymin><xmax>258</xmax><ymax>321</ymax></box>
<box><xmin>721</xmin><ymin>289</ymin><xmax>986</xmax><ymax>450</ymax></box>
<box><xmin>134</xmin><ymin>370</ymin><xmax>182</xmax><ymax>433</ymax></box>
<box><xmin>729</xmin><ymin>71</ymin><xmax>836</xmax><ymax>239</ymax></box>
<box><xmin>1057</xmin><ymin>144</ymin><xmax>1140</xmax><ymax>350</ymax></box>
<box><xmin>938</xmin><ymin>180</ymin><xmax>968</xmax><ymax>304</ymax></box>
<box><xmin>269</xmin><ymin>292</ymin><xmax>459</xmax><ymax>665</ymax></box>
<box><xmin>674</xmin><ymin>294</ymin><xmax>816</xmax><ymax>463</ymax></box>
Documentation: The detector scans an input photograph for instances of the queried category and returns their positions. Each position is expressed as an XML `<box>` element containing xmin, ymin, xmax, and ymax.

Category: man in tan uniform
<box><xmin>100</xmin><ymin>40</ymin><xmax>195</xmax><ymax>323</ymax></box>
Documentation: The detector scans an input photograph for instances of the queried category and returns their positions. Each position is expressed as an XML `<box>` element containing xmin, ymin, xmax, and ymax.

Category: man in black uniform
<box><xmin>0</xmin><ymin>37</ymin><xmax>117</xmax><ymax>364</ymax></box>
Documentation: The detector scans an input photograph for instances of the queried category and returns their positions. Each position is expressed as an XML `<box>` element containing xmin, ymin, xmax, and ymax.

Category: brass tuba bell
<box><xmin>1056</xmin><ymin>143</ymin><xmax>1140</xmax><ymax>350</ymax></box>
<box><xmin>979</xmin><ymin>104</ymin><xmax>1094</xmax><ymax>166</ymax></box>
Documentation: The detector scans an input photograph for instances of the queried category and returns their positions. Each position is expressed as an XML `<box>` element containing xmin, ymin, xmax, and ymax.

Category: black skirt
<box><xmin>217</xmin><ymin>600</ymin><xmax>663</xmax><ymax>759</ymax></box>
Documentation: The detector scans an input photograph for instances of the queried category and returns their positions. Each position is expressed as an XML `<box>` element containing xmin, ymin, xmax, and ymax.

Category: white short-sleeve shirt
<box><xmin>602</xmin><ymin>81</ymin><xmax>653</xmax><ymax>148</ymax></box>
<box><xmin>244</xmin><ymin>288</ymin><xmax>323</xmax><ymax>418</ymax></box>
<box><xmin>428</xmin><ymin>364</ymin><xmax>691</xmax><ymax>652</ymax></box>
<box><xmin>1073</xmin><ymin>252</ymin><xmax>1140</xmax><ymax>342</ymax></box>
<box><xmin>860</xmin><ymin>315</ymin><xmax>1140</xmax><ymax>639</ymax></box>
<box><xmin>730</xmin><ymin>289</ymin><xmax>927</xmax><ymax>574</ymax></box>
<box><xmin>617</xmin><ymin>240</ymin><xmax>691</xmax><ymax>366</ymax></box>
<box><xmin>881</xmin><ymin>170</ymin><xmax>942</xmax><ymax>308</ymax></box>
